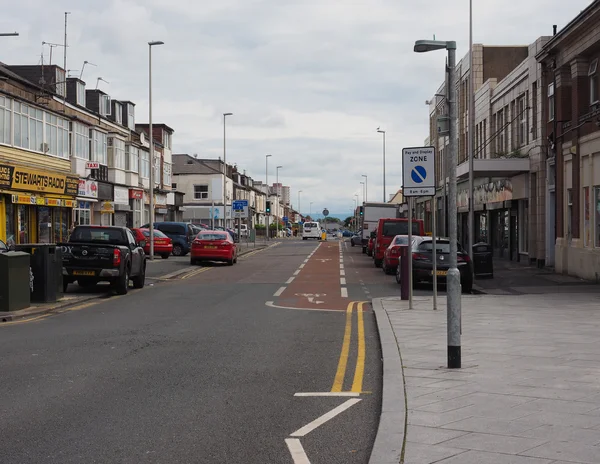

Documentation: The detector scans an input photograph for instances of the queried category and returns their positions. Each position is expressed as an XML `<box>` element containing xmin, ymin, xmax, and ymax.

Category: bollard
<box><xmin>399</xmin><ymin>245</ymin><xmax>410</xmax><ymax>300</ymax></box>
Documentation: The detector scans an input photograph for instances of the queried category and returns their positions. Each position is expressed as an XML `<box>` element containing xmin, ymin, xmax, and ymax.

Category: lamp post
<box><xmin>353</xmin><ymin>197</ymin><xmax>358</xmax><ymax>232</ymax></box>
<box><xmin>223</xmin><ymin>112</ymin><xmax>233</xmax><ymax>229</ymax></box>
<box><xmin>265</xmin><ymin>154</ymin><xmax>272</xmax><ymax>240</ymax></box>
<box><xmin>276</xmin><ymin>165</ymin><xmax>283</xmax><ymax>238</ymax></box>
<box><xmin>362</xmin><ymin>174</ymin><xmax>368</xmax><ymax>202</ymax></box>
<box><xmin>148</xmin><ymin>40</ymin><xmax>164</xmax><ymax>261</ymax></box>
<box><xmin>298</xmin><ymin>190</ymin><xmax>303</xmax><ymax>220</ymax></box>
<box><xmin>414</xmin><ymin>38</ymin><xmax>461</xmax><ymax>369</ymax></box>
<box><xmin>377</xmin><ymin>129</ymin><xmax>386</xmax><ymax>201</ymax></box>
<box><xmin>0</xmin><ymin>32</ymin><xmax>19</xmax><ymax>37</ymax></box>
<box><xmin>360</xmin><ymin>181</ymin><xmax>366</xmax><ymax>205</ymax></box>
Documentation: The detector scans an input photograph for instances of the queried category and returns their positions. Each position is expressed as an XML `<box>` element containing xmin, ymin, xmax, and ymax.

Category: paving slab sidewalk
<box><xmin>370</xmin><ymin>293</ymin><xmax>600</xmax><ymax>464</ymax></box>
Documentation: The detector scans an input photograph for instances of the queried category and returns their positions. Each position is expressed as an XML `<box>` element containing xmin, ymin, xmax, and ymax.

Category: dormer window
<box><xmin>100</xmin><ymin>95</ymin><xmax>111</xmax><ymax>117</ymax></box>
<box><xmin>55</xmin><ymin>68</ymin><xmax>66</xmax><ymax>97</ymax></box>
<box><xmin>114</xmin><ymin>101</ymin><xmax>122</xmax><ymax>124</ymax></box>
<box><xmin>127</xmin><ymin>104</ymin><xmax>135</xmax><ymax>130</ymax></box>
<box><xmin>76</xmin><ymin>81</ymin><xmax>86</xmax><ymax>106</ymax></box>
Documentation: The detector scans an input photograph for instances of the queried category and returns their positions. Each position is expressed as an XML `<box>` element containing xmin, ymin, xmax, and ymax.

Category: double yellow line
<box><xmin>331</xmin><ymin>301</ymin><xmax>367</xmax><ymax>393</ymax></box>
<box><xmin>180</xmin><ymin>266</ymin><xmax>211</xmax><ymax>280</ymax></box>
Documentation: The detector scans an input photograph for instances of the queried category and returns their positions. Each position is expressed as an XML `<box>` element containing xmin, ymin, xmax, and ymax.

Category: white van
<box><xmin>239</xmin><ymin>224</ymin><xmax>249</xmax><ymax>237</ymax></box>
<box><xmin>302</xmin><ymin>221</ymin><xmax>322</xmax><ymax>240</ymax></box>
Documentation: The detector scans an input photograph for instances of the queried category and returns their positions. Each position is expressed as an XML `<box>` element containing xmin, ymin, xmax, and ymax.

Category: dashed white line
<box><xmin>339</xmin><ymin>264</ymin><xmax>344</xmax><ymax>269</ymax></box>
<box><xmin>340</xmin><ymin>278</ymin><xmax>346</xmax><ymax>285</ymax></box>
<box><xmin>286</xmin><ymin>277</ymin><xmax>295</xmax><ymax>284</ymax></box>
<box><xmin>341</xmin><ymin>287</ymin><xmax>348</xmax><ymax>298</ymax></box>
<box><xmin>340</xmin><ymin>270</ymin><xmax>345</xmax><ymax>276</ymax></box>
<box><xmin>290</xmin><ymin>399</ymin><xmax>361</xmax><ymax>437</ymax></box>
<box><xmin>294</xmin><ymin>270</ymin><xmax>301</xmax><ymax>276</ymax></box>
<box><xmin>285</xmin><ymin>438</ymin><xmax>310</xmax><ymax>464</ymax></box>
<box><xmin>299</xmin><ymin>263</ymin><xmax>305</xmax><ymax>269</ymax></box>
<box><xmin>274</xmin><ymin>287</ymin><xmax>286</xmax><ymax>297</ymax></box>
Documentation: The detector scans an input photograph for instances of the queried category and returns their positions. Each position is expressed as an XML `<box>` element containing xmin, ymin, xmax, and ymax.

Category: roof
<box><xmin>172</xmin><ymin>154</ymin><xmax>223</xmax><ymax>175</ymax></box>
<box><xmin>136</xmin><ymin>122</ymin><xmax>175</xmax><ymax>133</ymax></box>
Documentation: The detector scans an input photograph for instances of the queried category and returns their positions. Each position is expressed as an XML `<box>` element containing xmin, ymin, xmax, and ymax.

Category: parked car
<box><xmin>214</xmin><ymin>226</ymin><xmax>239</xmax><ymax>242</ymax></box>
<box><xmin>190</xmin><ymin>230</ymin><xmax>238</xmax><ymax>265</ymax></box>
<box><xmin>141</xmin><ymin>221</ymin><xmax>197</xmax><ymax>256</ymax></box>
<box><xmin>382</xmin><ymin>235</ymin><xmax>413</xmax><ymax>275</ymax></box>
<box><xmin>0</xmin><ymin>239</ymin><xmax>8</xmax><ymax>253</ymax></box>
<box><xmin>60</xmin><ymin>226</ymin><xmax>146</xmax><ymax>295</ymax></box>
<box><xmin>342</xmin><ymin>230</ymin><xmax>354</xmax><ymax>238</ymax></box>
<box><xmin>350</xmin><ymin>233</ymin><xmax>362</xmax><ymax>247</ymax></box>
<box><xmin>132</xmin><ymin>228</ymin><xmax>173</xmax><ymax>259</ymax></box>
<box><xmin>373</xmin><ymin>218</ymin><xmax>425</xmax><ymax>267</ymax></box>
<box><xmin>395</xmin><ymin>236</ymin><xmax>473</xmax><ymax>293</ymax></box>
<box><xmin>239</xmin><ymin>224</ymin><xmax>249</xmax><ymax>238</ymax></box>
<box><xmin>367</xmin><ymin>230</ymin><xmax>376</xmax><ymax>257</ymax></box>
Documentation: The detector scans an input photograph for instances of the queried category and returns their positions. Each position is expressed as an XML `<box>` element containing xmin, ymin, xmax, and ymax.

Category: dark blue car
<box><xmin>141</xmin><ymin>222</ymin><xmax>201</xmax><ymax>256</ymax></box>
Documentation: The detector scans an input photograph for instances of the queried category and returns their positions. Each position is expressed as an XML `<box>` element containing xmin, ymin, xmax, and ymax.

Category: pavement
<box><xmin>0</xmin><ymin>239</ymin><xmax>382</xmax><ymax>464</ymax></box>
<box><xmin>370</xmin><ymin>293</ymin><xmax>600</xmax><ymax>464</ymax></box>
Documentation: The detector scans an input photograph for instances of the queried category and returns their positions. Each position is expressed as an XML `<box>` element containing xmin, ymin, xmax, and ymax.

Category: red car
<box><xmin>190</xmin><ymin>230</ymin><xmax>237</xmax><ymax>265</ymax></box>
<box><xmin>382</xmin><ymin>235</ymin><xmax>412</xmax><ymax>274</ymax></box>
<box><xmin>367</xmin><ymin>229</ymin><xmax>376</xmax><ymax>257</ymax></box>
<box><xmin>132</xmin><ymin>228</ymin><xmax>173</xmax><ymax>259</ymax></box>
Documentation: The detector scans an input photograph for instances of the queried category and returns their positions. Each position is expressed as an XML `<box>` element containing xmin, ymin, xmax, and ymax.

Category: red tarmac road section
<box><xmin>275</xmin><ymin>242</ymin><xmax>348</xmax><ymax>311</ymax></box>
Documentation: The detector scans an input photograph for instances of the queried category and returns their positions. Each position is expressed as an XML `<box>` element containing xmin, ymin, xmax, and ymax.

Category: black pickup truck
<box><xmin>60</xmin><ymin>226</ymin><xmax>146</xmax><ymax>295</ymax></box>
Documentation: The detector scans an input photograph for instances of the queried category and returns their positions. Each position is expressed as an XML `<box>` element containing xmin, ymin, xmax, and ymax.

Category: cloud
<box><xmin>0</xmin><ymin>0</ymin><xmax>593</xmax><ymax>212</ymax></box>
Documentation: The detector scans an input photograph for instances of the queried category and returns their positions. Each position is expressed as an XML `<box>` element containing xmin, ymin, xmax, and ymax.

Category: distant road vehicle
<box><xmin>190</xmin><ymin>230</ymin><xmax>238</xmax><ymax>266</ymax></box>
<box><xmin>141</xmin><ymin>221</ymin><xmax>199</xmax><ymax>256</ymax></box>
<box><xmin>373</xmin><ymin>218</ymin><xmax>425</xmax><ymax>268</ymax></box>
<box><xmin>382</xmin><ymin>235</ymin><xmax>413</xmax><ymax>274</ymax></box>
<box><xmin>361</xmin><ymin>202</ymin><xmax>401</xmax><ymax>252</ymax></box>
<box><xmin>302</xmin><ymin>221</ymin><xmax>322</xmax><ymax>240</ymax></box>
<box><xmin>132</xmin><ymin>228</ymin><xmax>173</xmax><ymax>259</ymax></box>
<box><xmin>60</xmin><ymin>226</ymin><xmax>146</xmax><ymax>295</ymax></box>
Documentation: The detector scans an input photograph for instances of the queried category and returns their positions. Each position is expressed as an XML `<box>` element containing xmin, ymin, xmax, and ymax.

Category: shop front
<box><xmin>74</xmin><ymin>179</ymin><xmax>99</xmax><ymax>226</ymax></box>
<box><xmin>113</xmin><ymin>186</ymin><xmax>131</xmax><ymax>227</ymax></box>
<box><xmin>129</xmin><ymin>189</ymin><xmax>143</xmax><ymax>228</ymax></box>
<box><xmin>93</xmin><ymin>182</ymin><xmax>114</xmax><ymax>226</ymax></box>
<box><xmin>155</xmin><ymin>193</ymin><xmax>168</xmax><ymax>222</ymax></box>
<box><xmin>0</xmin><ymin>162</ymin><xmax>78</xmax><ymax>245</ymax></box>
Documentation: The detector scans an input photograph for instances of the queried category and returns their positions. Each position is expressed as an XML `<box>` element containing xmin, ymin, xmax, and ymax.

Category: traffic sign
<box><xmin>402</xmin><ymin>146</ymin><xmax>435</xmax><ymax>197</ymax></box>
<box><xmin>282</xmin><ymin>216</ymin><xmax>288</xmax><ymax>223</ymax></box>
<box><xmin>232</xmin><ymin>200</ymin><xmax>248</xmax><ymax>211</ymax></box>
<box><xmin>323</xmin><ymin>209</ymin><xmax>329</xmax><ymax>216</ymax></box>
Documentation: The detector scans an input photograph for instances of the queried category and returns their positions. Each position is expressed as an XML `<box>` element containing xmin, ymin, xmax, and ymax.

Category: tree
<box><xmin>344</xmin><ymin>216</ymin><xmax>353</xmax><ymax>227</ymax></box>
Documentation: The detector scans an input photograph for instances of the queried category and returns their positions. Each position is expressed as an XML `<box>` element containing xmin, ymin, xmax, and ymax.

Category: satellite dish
<box><xmin>139</xmin><ymin>132</ymin><xmax>147</xmax><ymax>147</ymax></box>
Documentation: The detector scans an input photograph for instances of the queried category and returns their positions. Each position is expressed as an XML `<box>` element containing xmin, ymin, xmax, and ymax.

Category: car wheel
<box><xmin>351</xmin><ymin>242</ymin><xmax>355</xmax><ymax>247</ymax></box>
<box><xmin>114</xmin><ymin>267</ymin><xmax>129</xmax><ymax>295</ymax></box>
<box><xmin>233</xmin><ymin>254</ymin><xmax>238</xmax><ymax>264</ymax></box>
<box><xmin>227</xmin><ymin>258</ymin><xmax>234</xmax><ymax>266</ymax></box>
<box><xmin>132</xmin><ymin>263</ymin><xmax>145</xmax><ymax>289</ymax></box>
<box><xmin>395</xmin><ymin>265</ymin><xmax>402</xmax><ymax>284</ymax></box>
<box><xmin>172</xmin><ymin>244</ymin><xmax>183</xmax><ymax>256</ymax></box>
<box><xmin>374</xmin><ymin>259</ymin><xmax>382</xmax><ymax>268</ymax></box>
<box><xmin>362</xmin><ymin>247</ymin><xmax>366</xmax><ymax>254</ymax></box>
<box><xmin>161</xmin><ymin>253</ymin><xmax>169</xmax><ymax>259</ymax></box>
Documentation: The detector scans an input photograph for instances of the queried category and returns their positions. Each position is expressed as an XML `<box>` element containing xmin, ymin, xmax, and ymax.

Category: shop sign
<box><xmin>114</xmin><ymin>186</ymin><xmax>130</xmax><ymax>205</ymax></box>
<box><xmin>0</xmin><ymin>163</ymin><xmax>78</xmax><ymax>195</ymax></box>
<box><xmin>458</xmin><ymin>180</ymin><xmax>513</xmax><ymax>208</ymax></box>
<box><xmin>78</xmin><ymin>179</ymin><xmax>99</xmax><ymax>198</ymax></box>
<box><xmin>155</xmin><ymin>194</ymin><xmax>167</xmax><ymax>207</ymax></box>
<box><xmin>11</xmin><ymin>194</ymin><xmax>75</xmax><ymax>208</ymax></box>
<box><xmin>129</xmin><ymin>189</ymin><xmax>143</xmax><ymax>200</ymax></box>
<box><xmin>86</xmin><ymin>162</ymin><xmax>100</xmax><ymax>169</ymax></box>
<box><xmin>100</xmin><ymin>201</ymin><xmax>115</xmax><ymax>214</ymax></box>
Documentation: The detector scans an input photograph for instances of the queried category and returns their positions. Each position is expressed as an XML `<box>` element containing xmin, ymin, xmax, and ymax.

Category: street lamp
<box><xmin>414</xmin><ymin>38</ymin><xmax>461</xmax><ymax>369</ymax></box>
<box><xmin>353</xmin><ymin>197</ymin><xmax>358</xmax><ymax>232</ymax></box>
<box><xmin>223</xmin><ymin>112</ymin><xmax>233</xmax><ymax>229</ymax></box>
<box><xmin>377</xmin><ymin>128</ymin><xmax>386</xmax><ymax>201</ymax></box>
<box><xmin>298</xmin><ymin>190</ymin><xmax>303</xmax><ymax>220</ymax></box>
<box><xmin>265</xmin><ymin>154</ymin><xmax>272</xmax><ymax>239</ymax></box>
<box><xmin>276</xmin><ymin>165</ymin><xmax>283</xmax><ymax>238</ymax></box>
<box><xmin>148</xmin><ymin>40</ymin><xmax>164</xmax><ymax>261</ymax></box>
<box><xmin>360</xmin><ymin>181</ymin><xmax>366</xmax><ymax>204</ymax></box>
<box><xmin>0</xmin><ymin>32</ymin><xmax>19</xmax><ymax>37</ymax></box>
<box><xmin>362</xmin><ymin>174</ymin><xmax>368</xmax><ymax>202</ymax></box>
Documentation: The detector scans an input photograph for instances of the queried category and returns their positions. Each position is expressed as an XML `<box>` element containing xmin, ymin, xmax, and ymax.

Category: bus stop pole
<box><xmin>408</xmin><ymin>197</ymin><xmax>413</xmax><ymax>310</ymax></box>
<box><xmin>432</xmin><ymin>196</ymin><xmax>438</xmax><ymax>310</ymax></box>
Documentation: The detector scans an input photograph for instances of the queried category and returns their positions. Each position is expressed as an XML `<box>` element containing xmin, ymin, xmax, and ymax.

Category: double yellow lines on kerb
<box><xmin>331</xmin><ymin>301</ymin><xmax>367</xmax><ymax>393</ymax></box>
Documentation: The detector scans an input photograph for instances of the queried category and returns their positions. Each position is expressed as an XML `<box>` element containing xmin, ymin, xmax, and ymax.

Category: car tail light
<box><xmin>390</xmin><ymin>247</ymin><xmax>399</xmax><ymax>256</ymax></box>
<box><xmin>412</xmin><ymin>252</ymin><xmax>429</xmax><ymax>261</ymax></box>
<box><xmin>458</xmin><ymin>254</ymin><xmax>471</xmax><ymax>263</ymax></box>
<box><xmin>113</xmin><ymin>248</ymin><xmax>121</xmax><ymax>266</ymax></box>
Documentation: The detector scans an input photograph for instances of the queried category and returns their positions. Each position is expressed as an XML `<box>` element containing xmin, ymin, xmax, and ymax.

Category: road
<box><xmin>0</xmin><ymin>239</ymin><xmax>382</xmax><ymax>464</ymax></box>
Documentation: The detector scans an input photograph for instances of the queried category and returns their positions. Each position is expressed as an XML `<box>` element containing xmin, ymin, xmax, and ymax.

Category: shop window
<box><xmin>519</xmin><ymin>200</ymin><xmax>529</xmax><ymax>253</ymax></box>
<box><xmin>5</xmin><ymin>202</ymin><xmax>15</xmax><ymax>248</ymax></box>
<box><xmin>584</xmin><ymin>187</ymin><xmax>590</xmax><ymax>247</ymax></box>
<box><xmin>38</xmin><ymin>207</ymin><xmax>51</xmax><ymax>243</ymax></box>
<box><xmin>18</xmin><ymin>205</ymin><xmax>29</xmax><ymax>244</ymax></box>
<box><xmin>595</xmin><ymin>186</ymin><xmax>600</xmax><ymax>248</ymax></box>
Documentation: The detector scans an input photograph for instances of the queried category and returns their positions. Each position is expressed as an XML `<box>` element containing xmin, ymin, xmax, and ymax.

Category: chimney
<box><xmin>553</xmin><ymin>25</ymin><xmax>557</xmax><ymax>36</ymax></box>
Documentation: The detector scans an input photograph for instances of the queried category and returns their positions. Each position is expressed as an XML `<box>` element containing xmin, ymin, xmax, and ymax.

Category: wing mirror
<box><xmin>138</xmin><ymin>240</ymin><xmax>146</xmax><ymax>248</ymax></box>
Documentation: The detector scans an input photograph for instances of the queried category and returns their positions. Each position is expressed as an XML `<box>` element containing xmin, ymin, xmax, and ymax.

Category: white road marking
<box><xmin>299</xmin><ymin>264</ymin><xmax>305</xmax><ymax>269</ymax></box>
<box><xmin>340</xmin><ymin>278</ymin><xmax>346</xmax><ymax>285</ymax></box>
<box><xmin>294</xmin><ymin>270</ymin><xmax>301</xmax><ymax>276</ymax></box>
<box><xmin>304</xmin><ymin>259</ymin><xmax>309</xmax><ymax>263</ymax></box>
<box><xmin>290</xmin><ymin>399</ymin><xmax>362</xmax><ymax>437</ymax></box>
<box><xmin>285</xmin><ymin>438</ymin><xmax>310</xmax><ymax>464</ymax></box>
<box><xmin>339</xmin><ymin>264</ymin><xmax>344</xmax><ymax>269</ymax></box>
<box><xmin>341</xmin><ymin>287</ymin><xmax>348</xmax><ymax>298</ymax></box>
<box><xmin>274</xmin><ymin>287</ymin><xmax>286</xmax><ymax>297</ymax></box>
<box><xmin>294</xmin><ymin>392</ymin><xmax>360</xmax><ymax>397</ymax></box>
<box><xmin>286</xmin><ymin>277</ymin><xmax>295</xmax><ymax>284</ymax></box>
<box><xmin>340</xmin><ymin>270</ymin><xmax>345</xmax><ymax>276</ymax></box>
<box><xmin>265</xmin><ymin>301</ymin><xmax>341</xmax><ymax>312</ymax></box>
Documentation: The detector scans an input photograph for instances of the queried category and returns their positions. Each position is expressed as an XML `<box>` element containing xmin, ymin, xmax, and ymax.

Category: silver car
<box><xmin>350</xmin><ymin>234</ymin><xmax>362</xmax><ymax>247</ymax></box>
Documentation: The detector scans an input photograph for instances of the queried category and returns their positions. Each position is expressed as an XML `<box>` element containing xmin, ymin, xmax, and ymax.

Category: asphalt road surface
<box><xmin>0</xmin><ymin>240</ymin><xmax>382</xmax><ymax>464</ymax></box>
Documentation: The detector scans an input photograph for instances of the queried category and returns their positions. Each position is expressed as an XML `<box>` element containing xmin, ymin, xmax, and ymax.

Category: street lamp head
<box><xmin>266</xmin><ymin>154</ymin><xmax>272</xmax><ymax>158</ymax></box>
<box><xmin>0</xmin><ymin>32</ymin><xmax>19</xmax><ymax>37</ymax></box>
<box><xmin>377</xmin><ymin>129</ymin><xmax>385</xmax><ymax>134</ymax></box>
<box><xmin>223</xmin><ymin>112</ymin><xmax>233</xmax><ymax>117</ymax></box>
<box><xmin>277</xmin><ymin>165</ymin><xmax>283</xmax><ymax>169</ymax></box>
<box><xmin>414</xmin><ymin>39</ymin><xmax>455</xmax><ymax>53</ymax></box>
<box><xmin>149</xmin><ymin>40</ymin><xmax>164</xmax><ymax>46</ymax></box>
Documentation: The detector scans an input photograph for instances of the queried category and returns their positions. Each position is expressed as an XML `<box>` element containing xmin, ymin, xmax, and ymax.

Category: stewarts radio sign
<box><xmin>0</xmin><ymin>163</ymin><xmax>78</xmax><ymax>196</ymax></box>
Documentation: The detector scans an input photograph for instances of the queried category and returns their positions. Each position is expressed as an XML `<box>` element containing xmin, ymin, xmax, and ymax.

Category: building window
<box><xmin>163</xmin><ymin>163</ymin><xmax>171</xmax><ymax>187</ymax></box>
<box><xmin>140</xmin><ymin>151</ymin><xmax>150</xmax><ymax>178</ymax></box>
<box><xmin>171</xmin><ymin>183</ymin><xmax>177</xmax><ymax>190</ymax></box>
<box><xmin>127</xmin><ymin>145</ymin><xmax>139</xmax><ymax>173</ymax></box>
<box><xmin>589</xmin><ymin>59</ymin><xmax>598</xmax><ymax>105</ymax></box>
<box><xmin>584</xmin><ymin>186</ymin><xmax>591</xmax><ymax>247</ymax></box>
<box><xmin>100</xmin><ymin>95</ymin><xmax>111</xmax><ymax>116</ymax></box>
<box><xmin>127</xmin><ymin>104</ymin><xmax>135</xmax><ymax>130</ymax></box>
<box><xmin>114</xmin><ymin>102</ymin><xmax>123</xmax><ymax>124</ymax></box>
<box><xmin>73</xmin><ymin>122</ymin><xmax>90</xmax><ymax>159</ymax></box>
<box><xmin>13</xmin><ymin>102</ymin><xmax>44</xmax><ymax>153</ymax></box>
<box><xmin>111</xmin><ymin>137</ymin><xmax>126</xmax><ymax>170</ymax></box>
<box><xmin>567</xmin><ymin>188</ymin><xmax>573</xmax><ymax>242</ymax></box>
<box><xmin>0</xmin><ymin>96</ymin><xmax>10</xmax><ymax>145</ymax></box>
<box><xmin>518</xmin><ymin>96</ymin><xmax>526</xmax><ymax>147</ymax></box>
<box><xmin>76</xmin><ymin>82</ymin><xmax>86</xmax><ymax>106</ymax></box>
<box><xmin>194</xmin><ymin>185</ymin><xmax>209</xmax><ymax>200</ymax></box>
<box><xmin>44</xmin><ymin>111</ymin><xmax>69</xmax><ymax>158</ymax></box>
<box><xmin>164</xmin><ymin>131</ymin><xmax>172</xmax><ymax>150</ymax></box>
<box><xmin>154</xmin><ymin>156</ymin><xmax>160</xmax><ymax>185</ymax></box>
<box><xmin>595</xmin><ymin>186</ymin><xmax>600</xmax><ymax>248</ymax></box>
<box><xmin>548</xmin><ymin>83</ymin><xmax>555</xmax><ymax>121</ymax></box>
<box><xmin>532</xmin><ymin>82</ymin><xmax>538</xmax><ymax>139</ymax></box>
<box><xmin>91</xmin><ymin>130</ymin><xmax>107</xmax><ymax>165</ymax></box>
<box><xmin>496</xmin><ymin>110</ymin><xmax>504</xmax><ymax>154</ymax></box>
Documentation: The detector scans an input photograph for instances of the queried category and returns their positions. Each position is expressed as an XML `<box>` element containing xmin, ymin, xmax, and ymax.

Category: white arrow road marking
<box><xmin>290</xmin><ymin>398</ymin><xmax>361</xmax><ymax>437</ymax></box>
<box><xmin>285</xmin><ymin>438</ymin><xmax>310</xmax><ymax>464</ymax></box>
<box><xmin>317</xmin><ymin>258</ymin><xmax>331</xmax><ymax>263</ymax></box>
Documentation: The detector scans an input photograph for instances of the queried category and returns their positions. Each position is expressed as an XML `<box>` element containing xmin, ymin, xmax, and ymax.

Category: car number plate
<box><xmin>204</xmin><ymin>246</ymin><xmax>217</xmax><ymax>249</ymax></box>
<box><xmin>73</xmin><ymin>270</ymin><xmax>95</xmax><ymax>276</ymax></box>
<box><xmin>432</xmin><ymin>270</ymin><xmax>448</xmax><ymax>276</ymax></box>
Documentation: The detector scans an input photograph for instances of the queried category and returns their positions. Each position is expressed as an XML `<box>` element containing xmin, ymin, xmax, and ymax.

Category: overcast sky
<box><xmin>1</xmin><ymin>0</ymin><xmax>592</xmax><ymax>215</ymax></box>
